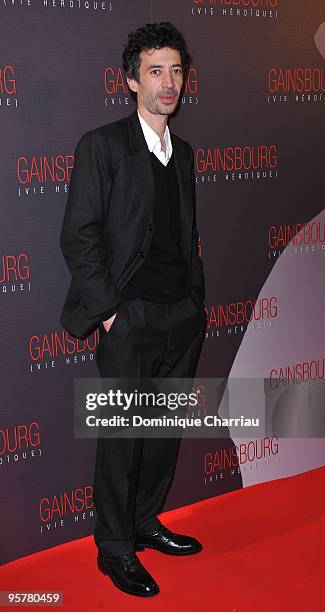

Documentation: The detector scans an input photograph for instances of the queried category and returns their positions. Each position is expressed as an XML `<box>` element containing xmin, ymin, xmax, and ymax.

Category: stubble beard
<box><xmin>141</xmin><ymin>91</ymin><xmax>179</xmax><ymax>116</ymax></box>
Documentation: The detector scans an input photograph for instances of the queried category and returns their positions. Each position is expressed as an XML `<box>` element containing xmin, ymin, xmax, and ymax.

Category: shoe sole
<box><xmin>135</xmin><ymin>543</ymin><xmax>203</xmax><ymax>555</ymax></box>
<box><xmin>97</xmin><ymin>558</ymin><xmax>159</xmax><ymax>597</ymax></box>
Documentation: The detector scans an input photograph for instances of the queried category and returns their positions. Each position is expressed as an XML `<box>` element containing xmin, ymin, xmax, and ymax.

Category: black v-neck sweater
<box><xmin>121</xmin><ymin>151</ymin><xmax>191</xmax><ymax>302</ymax></box>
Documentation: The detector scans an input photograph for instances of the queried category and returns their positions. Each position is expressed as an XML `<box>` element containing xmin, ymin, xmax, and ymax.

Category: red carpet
<box><xmin>1</xmin><ymin>467</ymin><xmax>324</xmax><ymax>611</ymax></box>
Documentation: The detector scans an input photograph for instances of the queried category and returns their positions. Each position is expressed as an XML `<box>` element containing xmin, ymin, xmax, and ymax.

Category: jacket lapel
<box><xmin>127</xmin><ymin>109</ymin><xmax>193</xmax><ymax>227</ymax></box>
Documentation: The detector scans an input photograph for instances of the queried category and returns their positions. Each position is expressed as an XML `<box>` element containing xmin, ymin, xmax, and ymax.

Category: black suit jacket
<box><xmin>59</xmin><ymin>109</ymin><xmax>205</xmax><ymax>340</ymax></box>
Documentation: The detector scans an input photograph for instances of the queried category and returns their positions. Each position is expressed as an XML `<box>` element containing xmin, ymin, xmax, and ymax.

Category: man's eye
<box><xmin>150</xmin><ymin>69</ymin><xmax>182</xmax><ymax>75</ymax></box>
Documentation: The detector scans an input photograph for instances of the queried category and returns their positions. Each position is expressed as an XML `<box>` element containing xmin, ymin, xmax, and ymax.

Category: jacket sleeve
<box><xmin>189</xmin><ymin>144</ymin><xmax>205</xmax><ymax>301</ymax></box>
<box><xmin>60</xmin><ymin>129</ymin><xmax>121</xmax><ymax>321</ymax></box>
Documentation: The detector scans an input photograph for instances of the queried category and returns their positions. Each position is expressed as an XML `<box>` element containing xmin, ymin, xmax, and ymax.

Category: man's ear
<box><xmin>126</xmin><ymin>77</ymin><xmax>138</xmax><ymax>94</ymax></box>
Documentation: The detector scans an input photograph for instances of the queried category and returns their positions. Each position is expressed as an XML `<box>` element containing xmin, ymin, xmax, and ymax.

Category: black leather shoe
<box><xmin>135</xmin><ymin>524</ymin><xmax>203</xmax><ymax>556</ymax></box>
<box><xmin>97</xmin><ymin>551</ymin><xmax>159</xmax><ymax>597</ymax></box>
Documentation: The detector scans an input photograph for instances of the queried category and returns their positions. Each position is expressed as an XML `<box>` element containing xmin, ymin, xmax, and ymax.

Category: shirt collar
<box><xmin>137</xmin><ymin>109</ymin><xmax>172</xmax><ymax>162</ymax></box>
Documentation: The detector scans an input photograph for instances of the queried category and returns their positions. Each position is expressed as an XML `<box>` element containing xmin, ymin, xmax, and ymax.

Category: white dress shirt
<box><xmin>137</xmin><ymin>109</ymin><xmax>173</xmax><ymax>166</ymax></box>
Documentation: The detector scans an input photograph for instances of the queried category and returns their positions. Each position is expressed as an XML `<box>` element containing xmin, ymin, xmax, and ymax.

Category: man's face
<box><xmin>127</xmin><ymin>46</ymin><xmax>184</xmax><ymax>116</ymax></box>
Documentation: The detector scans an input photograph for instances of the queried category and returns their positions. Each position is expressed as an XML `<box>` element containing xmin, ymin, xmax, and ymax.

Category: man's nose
<box><xmin>161</xmin><ymin>72</ymin><xmax>175</xmax><ymax>89</ymax></box>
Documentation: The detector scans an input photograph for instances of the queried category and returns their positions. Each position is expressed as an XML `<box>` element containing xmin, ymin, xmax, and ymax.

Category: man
<box><xmin>60</xmin><ymin>22</ymin><xmax>205</xmax><ymax>597</ymax></box>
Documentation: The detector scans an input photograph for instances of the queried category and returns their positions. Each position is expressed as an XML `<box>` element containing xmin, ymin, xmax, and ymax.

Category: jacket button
<box><xmin>138</xmin><ymin>250</ymin><xmax>145</xmax><ymax>258</ymax></box>
<box><xmin>148</xmin><ymin>224</ymin><xmax>154</xmax><ymax>231</ymax></box>
<box><xmin>128</xmin><ymin>279</ymin><xmax>134</xmax><ymax>284</ymax></box>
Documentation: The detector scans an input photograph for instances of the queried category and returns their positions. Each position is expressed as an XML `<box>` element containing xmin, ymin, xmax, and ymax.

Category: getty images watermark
<box><xmin>73</xmin><ymin>377</ymin><xmax>325</xmax><ymax>439</ymax></box>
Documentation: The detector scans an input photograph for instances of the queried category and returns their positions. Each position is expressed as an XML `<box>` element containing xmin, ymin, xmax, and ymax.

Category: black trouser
<box><xmin>92</xmin><ymin>293</ymin><xmax>205</xmax><ymax>556</ymax></box>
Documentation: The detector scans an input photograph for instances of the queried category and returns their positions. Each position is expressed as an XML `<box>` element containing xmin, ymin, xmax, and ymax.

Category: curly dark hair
<box><xmin>122</xmin><ymin>21</ymin><xmax>192</xmax><ymax>83</ymax></box>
